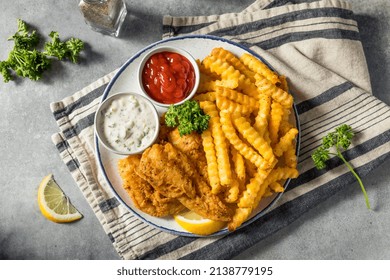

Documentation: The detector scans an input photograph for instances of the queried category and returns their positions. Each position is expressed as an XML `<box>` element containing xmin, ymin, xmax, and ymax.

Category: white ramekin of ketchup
<box><xmin>138</xmin><ymin>46</ymin><xmax>200</xmax><ymax>107</ymax></box>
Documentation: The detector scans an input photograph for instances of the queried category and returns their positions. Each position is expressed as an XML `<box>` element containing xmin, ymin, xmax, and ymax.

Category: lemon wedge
<box><xmin>37</xmin><ymin>174</ymin><xmax>83</xmax><ymax>223</ymax></box>
<box><xmin>174</xmin><ymin>211</ymin><xmax>226</xmax><ymax>235</ymax></box>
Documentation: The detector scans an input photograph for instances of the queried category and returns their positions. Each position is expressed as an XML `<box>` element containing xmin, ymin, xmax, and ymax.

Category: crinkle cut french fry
<box><xmin>282</xmin><ymin>107</ymin><xmax>291</xmax><ymax>122</ymax></box>
<box><xmin>278</xmin><ymin>75</ymin><xmax>289</xmax><ymax>92</ymax></box>
<box><xmin>240</xmin><ymin>53</ymin><xmax>280</xmax><ymax>85</ymax></box>
<box><xmin>238</xmin><ymin>168</ymin><xmax>270</xmax><ymax>208</ymax></box>
<box><xmin>253</xmin><ymin>166</ymin><xmax>299</xmax><ymax>206</ymax></box>
<box><xmin>203</xmin><ymin>54</ymin><xmax>259</xmax><ymax>99</ymax></box>
<box><xmin>269</xmin><ymin>101</ymin><xmax>284</xmax><ymax>146</ymax></box>
<box><xmin>197</xmin><ymin>79</ymin><xmax>239</xmax><ymax>94</ymax></box>
<box><xmin>225</xmin><ymin>176</ymin><xmax>240</xmax><ymax>203</ymax></box>
<box><xmin>212</xmin><ymin>47</ymin><xmax>256</xmax><ymax>82</ymax></box>
<box><xmin>269</xmin><ymin>181</ymin><xmax>284</xmax><ymax>193</ymax></box>
<box><xmin>263</xmin><ymin>187</ymin><xmax>274</xmax><ymax>198</ymax></box>
<box><xmin>279</xmin><ymin>110</ymin><xmax>293</xmax><ymax>138</ymax></box>
<box><xmin>216</xmin><ymin>94</ymin><xmax>253</xmax><ymax>115</ymax></box>
<box><xmin>216</xmin><ymin>86</ymin><xmax>258</xmax><ymax>110</ymax></box>
<box><xmin>274</xmin><ymin>128</ymin><xmax>299</xmax><ymax>157</ymax></box>
<box><xmin>219</xmin><ymin>110</ymin><xmax>272</xmax><ymax>170</ymax></box>
<box><xmin>279</xmin><ymin>120</ymin><xmax>293</xmax><ymax>138</ymax></box>
<box><xmin>233</xmin><ymin>116</ymin><xmax>276</xmax><ymax>164</ymax></box>
<box><xmin>200</xmin><ymin>129</ymin><xmax>221</xmax><ymax>192</ymax></box>
<box><xmin>194</xmin><ymin>91</ymin><xmax>216</xmax><ymax>102</ymax></box>
<box><xmin>254</xmin><ymin>93</ymin><xmax>271</xmax><ymax>136</ymax></box>
<box><xmin>228</xmin><ymin>207</ymin><xmax>251</xmax><ymax>231</ymax></box>
<box><xmin>278</xmin><ymin>106</ymin><xmax>293</xmax><ymax>137</ymax></box>
<box><xmin>255</xmin><ymin>73</ymin><xmax>293</xmax><ymax>108</ymax></box>
<box><xmin>244</xmin><ymin>158</ymin><xmax>257</xmax><ymax>179</ymax></box>
<box><xmin>283</xmin><ymin>143</ymin><xmax>298</xmax><ymax>168</ymax></box>
<box><xmin>231</xmin><ymin>147</ymin><xmax>246</xmax><ymax>182</ymax></box>
<box><xmin>200</xmin><ymin>102</ymin><xmax>232</xmax><ymax>189</ymax></box>
<box><xmin>215</xmin><ymin>79</ymin><xmax>239</xmax><ymax>89</ymax></box>
<box><xmin>197</xmin><ymin>80</ymin><xmax>217</xmax><ymax>93</ymax></box>
<box><xmin>203</xmin><ymin>55</ymin><xmax>240</xmax><ymax>82</ymax></box>
<box><xmin>237</xmin><ymin>74</ymin><xmax>260</xmax><ymax>99</ymax></box>
<box><xmin>197</xmin><ymin>59</ymin><xmax>220</xmax><ymax>80</ymax></box>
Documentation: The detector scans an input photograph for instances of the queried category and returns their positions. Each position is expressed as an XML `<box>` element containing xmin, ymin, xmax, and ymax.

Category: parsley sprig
<box><xmin>312</xmin><ymin>124</ymin><xmax>370</xmax><ymax>209</ymax></box>
<box><xmin>44</xmin><ymin>31</ymin><xmax>84</xmax><ymax>63</ymax></box>
<box><xmin>165</xmin><ymin>100</ymin><xmax>210</xmax><ymax>136</ymax></box>
<box><xmin>0</xmin><ymin>19</ymin><xmax>84</xmax><ymax>83</ymax></box>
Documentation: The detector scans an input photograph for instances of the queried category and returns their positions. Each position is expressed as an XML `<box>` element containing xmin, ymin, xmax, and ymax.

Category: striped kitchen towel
<box><xmin>50</xmin><ymin>0</ymin><xmax>390</xmax><ymax>259</ymax></box>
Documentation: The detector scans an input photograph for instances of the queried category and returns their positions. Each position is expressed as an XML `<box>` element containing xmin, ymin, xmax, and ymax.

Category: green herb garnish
<box><xmin>165</xmin><ymin>100</ymin><xmax>210</xmax><ymax>136</ymax></box>
<box><xmin>0</xmin><ymin>19</ymin><xmax>84</xmax><ymax>83</ymax></box>
<box><xmin>312</xmin><ymin>124</ymin><xmax>370</xmax><ymax>209</ymax></box>
<box><xmin>8</xmin><ymin>19</ymin><xmax>39</xmax><ymax>50</ymax></box>
<box><xmin>44</xmin><ymin>31</ymin><xmax>84</xmax><ymax>63</ymax></box>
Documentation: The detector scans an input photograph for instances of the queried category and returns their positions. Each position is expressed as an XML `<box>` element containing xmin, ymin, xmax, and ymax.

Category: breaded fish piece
<box><xmin>137</xmin><ymin>144</ymin><xmax>196</xmax><ymax>199</ymax></box>
<box><xmin>139</xmin><ymin>143</ymin><xmax>232</xmax><ymax>222</ymax></box>
<box><xmin>168</xmin><ymin>128</ymin><xmax>203</xmax><ymax>152</ymax></box>
<box><xmin>168</xmin><ymin>128</ymin><xmax>209</xmax><ymax>183</ymax></box>
<box><xmin>118</xmin><ymin>155</ymin><xmax>185</xmax><ymax>217</ymax></box>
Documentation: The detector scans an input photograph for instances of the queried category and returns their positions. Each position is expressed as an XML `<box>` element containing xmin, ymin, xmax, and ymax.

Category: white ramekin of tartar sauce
<box><xmin>94</xmin><ymin>92</ymin><xmax>160</xmax><ymax>155</ymax></box>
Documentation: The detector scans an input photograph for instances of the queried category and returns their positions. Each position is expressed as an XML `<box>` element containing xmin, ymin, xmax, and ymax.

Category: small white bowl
<box><xmin>138</xmin><ymin>46</ymin><xmax>200</xmax><ymax>108</ymax></box>
<box><xmin>94</xmin><ymin>92</ymin><xmax>160</xmax><ymax>155</ymax></box>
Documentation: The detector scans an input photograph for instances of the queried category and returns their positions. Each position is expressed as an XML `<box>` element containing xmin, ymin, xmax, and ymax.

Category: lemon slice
<box><xmin>37</xmin><ymin>174</ymin><xmax>83</xmax><ymax>223</ymax></box>
<box><xmin>174</xmin><ymin>211</ymin><xmax>226</xmax><ymax>236</ymax></box>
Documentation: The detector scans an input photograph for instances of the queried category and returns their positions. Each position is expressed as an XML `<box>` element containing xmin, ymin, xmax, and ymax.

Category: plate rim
<box><xmin>95</xmin><ymin>34</ymin><xmax>301</xmax><ymax>237</ymax></box>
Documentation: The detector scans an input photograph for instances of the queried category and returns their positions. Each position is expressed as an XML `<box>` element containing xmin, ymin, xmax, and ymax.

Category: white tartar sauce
<box><xmin>100</xmin><ymin>94</ymin><xmax>157</xmax><ymax>153</ymax></box>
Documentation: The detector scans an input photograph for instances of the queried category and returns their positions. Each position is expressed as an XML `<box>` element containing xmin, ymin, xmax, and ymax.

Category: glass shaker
<box><xmin>78</xmin><ymin>0</ymin><xmax>127</xmax><ymax>37</ymax></box>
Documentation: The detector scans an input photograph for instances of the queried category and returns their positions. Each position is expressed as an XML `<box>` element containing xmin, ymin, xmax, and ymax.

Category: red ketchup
<box><xmin>141</xmin><ymin>51</ymin><xmax>196</xmax><ymax>104</ymax></box>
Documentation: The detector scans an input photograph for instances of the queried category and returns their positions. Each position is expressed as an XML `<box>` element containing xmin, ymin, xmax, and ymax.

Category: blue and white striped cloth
<box><xmin>50</xmin><ymin>0</ymin><xmax>390</xmax><ymax>259</ymax></box>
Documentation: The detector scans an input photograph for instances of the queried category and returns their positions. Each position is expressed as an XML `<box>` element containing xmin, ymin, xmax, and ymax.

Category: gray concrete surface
<box><xmin>0</xmin><ymin>0</ymin><xmax>389</xmax><ymax>260</ymax></box>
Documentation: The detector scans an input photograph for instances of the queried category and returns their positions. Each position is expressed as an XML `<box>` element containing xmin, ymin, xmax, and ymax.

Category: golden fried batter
<box><xmin>137</xmin><ymin>144</ymin><xmax>196</xmax><ymax>199</ymax></box>
<box><xmin>138</xmin><ymin>143</ymin><xmax>233</xmax><ymax>222</ymax></box>
<box><xmin>168</xmin><ymin>128</ymin><xmax>209</xmax><ymax>183</ymax></box>
<box><xmin>118</xmin><ymin>155</ymin><xmax>185</xmax><ymax>217</ymax></box>
<box><xmin>168</xmin><ymin>128</ymin><xmax>203</xmax><ymax>152</ymax></box>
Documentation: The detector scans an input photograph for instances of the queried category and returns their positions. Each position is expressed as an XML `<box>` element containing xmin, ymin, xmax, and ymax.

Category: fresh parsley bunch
<box><xmin>165</xmin><ymin>100</ymin><xmax>210</xmax><ymax>136</ymax></box>
<box><xmin>312</xmin><ymin>124</ymin><xmax>370</xmax><ymax>209</ymax></box>
<box><xmin>0</xmin><ymin>19</ymin><xmax>84</xmax><ymax>83</ymax></box>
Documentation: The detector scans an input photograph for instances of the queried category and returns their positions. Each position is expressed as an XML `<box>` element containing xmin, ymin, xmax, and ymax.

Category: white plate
<box><xmin>95</xmin><ymin>35</ymin><xmax>300</xmax><ymax>237</ymax></box>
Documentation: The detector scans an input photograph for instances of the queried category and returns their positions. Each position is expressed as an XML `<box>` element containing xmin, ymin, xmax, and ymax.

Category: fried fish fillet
<box><xmin>138</xmin><ymin>143</ymin><xmax>232</xmax><ymax>222</ymax></box>
<box><xmin>137</xmin><ymin>143</ymin><xmax>196</xmax><ymax>199</ymax></box>
<box><xmin>168</xmin><ymin>128</ymin><xmax>203</xmax><ymax>152</ymax></box>
<box><xmin>118</xmin><ymin>155</ymin><xmax>185</xmax><ymax>217</ymax></box>
<box><xmin>168</xmin><ymin>128</ymin><xmax>209</xmax><ymax>183</ymax></box>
